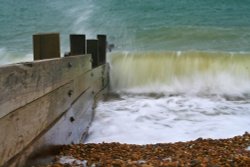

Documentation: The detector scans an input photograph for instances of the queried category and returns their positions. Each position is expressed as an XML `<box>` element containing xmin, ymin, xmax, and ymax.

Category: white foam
<box><xmin>0</xmin><ymin>47</ymin><xmax>32</xmax><ymax>66</ymax></box>
<box><xmin>59</xmin><ymin>156</ymin><xmax>87</xmax><ymax>166</ymax></box>
<box><xmin>85</xmin><ymin>94</ymin><xmax>250</xmax><ymax>144</ymax></box>
<box><xmin>177</xmin><ymin>50</ymin><xmax>182</xmax><ymax>57</ymax></box>
<box><xmin>109</xmin><ymin>51</ymin><xmax>250</xmax><ymax>98</ymax></box>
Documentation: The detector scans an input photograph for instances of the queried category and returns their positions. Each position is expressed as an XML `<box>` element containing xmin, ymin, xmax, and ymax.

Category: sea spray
<box><xmin>109</xmin><ymin>51</ymin><xmax>250</xmax><ymax>98</ymax></box>
<box><xmin>0</xmin><ymin>48</ymin><xmax>32</xmax><ymax>66</ymax></box>
<box><xmin>85</xmin><ymin>51</ymin><xmax>250</xmax><ymax>144</ymax></box>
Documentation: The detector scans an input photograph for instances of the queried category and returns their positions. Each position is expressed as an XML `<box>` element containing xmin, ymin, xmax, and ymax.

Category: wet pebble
<box><xmin>43</xmin><ymin>132</ymin><xmax>250</xmax><ymax>167</ymax></box>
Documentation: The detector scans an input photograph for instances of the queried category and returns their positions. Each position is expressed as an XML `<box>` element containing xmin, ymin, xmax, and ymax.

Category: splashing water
<box><xmin>1</xmin><ymin>0</ymin><xmax>250</xmax><ymax>144</ymax></box>
<box><xmin>86</xmin><ymin>51</ymin><xmax>250</xmax><ymax>144</ymax></box>
<box><xmin>109</xmin><ymin>51</ymin><xmax>250</xmax><ymax>98</ymax></box>
<box><xmin>86</xmin><ymin>94</ymin><xmax>250</xmax><ymax>144</ymax></box>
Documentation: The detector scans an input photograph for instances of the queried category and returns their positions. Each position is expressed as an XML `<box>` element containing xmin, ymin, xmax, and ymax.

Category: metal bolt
<box><xmin>68</xmin><ymin>62</ymin><xmax>72</xmax><ymax>68</ymax></box>
<box><xmin>68</xmin><ymin>90</ymin><xmax>73</xmax><ymax>97</ymax></box>
<box><xmin>70</xmin><ymin>117</ymin><xmax>75</xmax><ymax>122</ymax></box>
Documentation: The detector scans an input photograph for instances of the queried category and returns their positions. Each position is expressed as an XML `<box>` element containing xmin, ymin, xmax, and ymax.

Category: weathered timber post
<box><xmin>97</xmin><ymin>35</ymin><xmax>106</xmax><ymax>64</ymax></box>
<box><xmin>33</xmin><ymin>33</ymin><xmax>60</xmax><ymax>60</ymax></box>
<box><xmin>87</xmin><ymin>39</ymin><xmax>99</xmax><ymax>68</ymax></box>
<box><xmin>70</xmin><ymin>34</ymin><xmax>86</xmax><ymax>56</ymax></box>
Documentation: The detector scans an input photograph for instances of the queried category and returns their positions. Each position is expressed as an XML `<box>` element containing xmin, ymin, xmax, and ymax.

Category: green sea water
<box><xmin>1</xmin><ymin>0</ymin><xmax>250</xmax><ymax>64</ymax></box>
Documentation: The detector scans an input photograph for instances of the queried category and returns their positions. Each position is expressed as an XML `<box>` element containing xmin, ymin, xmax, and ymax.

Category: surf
<box><xmin>109</xmin><ymin>50</ymin><xmax>250</xmax><ymax>99</ymax></box>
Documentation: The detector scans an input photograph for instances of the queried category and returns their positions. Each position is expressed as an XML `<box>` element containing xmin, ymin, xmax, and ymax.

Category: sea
<box><xmin>1</xmin><ymin>0</ymin><xmax>250</xmax><ymax>144</ymax></box>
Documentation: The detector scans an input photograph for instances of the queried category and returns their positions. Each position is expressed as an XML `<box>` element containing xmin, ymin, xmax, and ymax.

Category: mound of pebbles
<box><xmin>46</xmin><ymin>133</ymin><xmax>250</xmax><ymax>167</ymax></box>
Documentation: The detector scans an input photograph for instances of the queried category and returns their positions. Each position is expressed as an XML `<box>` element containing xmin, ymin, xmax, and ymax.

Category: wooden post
<box><xmin>87</xmin><ymin>40</ymin><xmax>99</xmax><ymax>68</ymax></box>
<box><xmin>33</xmin><ymin>33</ymin><xmax>60</xmax><ymax>60</ymax></box>
<box><xmin>97</xmin><ymin>35</ymin><xmax>106</xmax><ymax>65</ymax></box>
<box><xmin>70</xmin><ymin>34</ymin><xmax>86</xmax><ymax>56</ymax></box>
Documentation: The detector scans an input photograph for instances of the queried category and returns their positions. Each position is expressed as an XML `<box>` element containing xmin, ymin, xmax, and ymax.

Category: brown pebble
<box><xmin>38</xmin><ymin>133</ymin><xmax>250</xmax><ymax>167</ymax></box>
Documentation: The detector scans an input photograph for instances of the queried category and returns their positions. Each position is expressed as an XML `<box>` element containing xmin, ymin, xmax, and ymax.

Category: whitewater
<box><xmin>85</xmin><ymin>51</ymin><xmax>250</xmax><ymax>144</ymax></box>
<box><xmin>1</xmin><ymin>0</ymin><xmax>250</xmax><ymax>144</ymax></box>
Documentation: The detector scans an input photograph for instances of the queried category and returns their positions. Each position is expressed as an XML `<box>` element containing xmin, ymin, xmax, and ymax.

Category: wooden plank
<box><xmin>91</xmin><ymin>63</ymin><xmax>109</xmax><ymax>94</ymax></box>
<box><xmin>5</xmin><ymin>88</ymin><xmax>95</xmax><ymax>167</ymax></box>
<box><xmin>0</xmin><ymin>55</ymin><xmax>91</xmax><ymax>119</ymax></box>
<box><xmin>41</xmin><ymin>88</ymin><xmax>94</xmax><ymax>146</ymax></box>
<box><xmin>0</xmin><ymin>82</ymin><xmax>73</xmax><ymax>166</ymax></box>
<box><xmin>33</xmin><ymin>33</ymin><xmax>60</xmax><ymax>60</ymax></box>
<box><xmin>97</xmin><ymin>35</ymin><xmax>107</xmax><ymax>65</ymax></box>
<box><xmin>70</xmin><ymin>34</ymin><xmax>86</xmax><ymax>56</ymax></box>
<box><xmin>91</xmin><ymin>64</ymin><xmax>110</xmax><ymax>108</ymax></box>
<box><xmin>72</xmin><ymin>70</ymin><xmax>92</xmax><ymax>101</ymax></box>
<box><xmin>102</xmin><ymin>63</ymin><xmax>110</xmax><ymax>88</ymax></box>
<box><xmin>0</xmin><ymin>67</ymin><xmax>95</xmax><ymax>166</ymax></box>
<box><xmin>0</xmin><ymin>63</ymin><xmax>109</xmax><ymax>166</ymax></box>
<box><xmin>87</xmin><ymin>40</ymin><xmax>99</xmax><ymax>68</ymax></box>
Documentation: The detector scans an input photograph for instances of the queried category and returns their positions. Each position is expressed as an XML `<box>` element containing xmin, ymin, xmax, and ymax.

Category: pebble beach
<box><xmin>2</xmin><ymin>1</ymin><xmax>250</xmax><ymax>167</ymax></box>
<box><xmin>42</xmin><ymin>132</ymin><xmax>250</xmax><ymax>167</ymax></box>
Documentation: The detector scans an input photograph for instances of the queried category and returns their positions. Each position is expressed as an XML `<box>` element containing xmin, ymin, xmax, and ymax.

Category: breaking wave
<box><xmin>109</xmin><ymin>50</ymin><xmax>250</xmax><ymax>99</ymax></box>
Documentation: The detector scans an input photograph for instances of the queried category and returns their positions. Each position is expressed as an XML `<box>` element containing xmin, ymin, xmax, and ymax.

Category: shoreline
<box><xmin>40</xmin><ymin>132</ymin><xmax>250</xmax><ymax>167</ymax></box>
